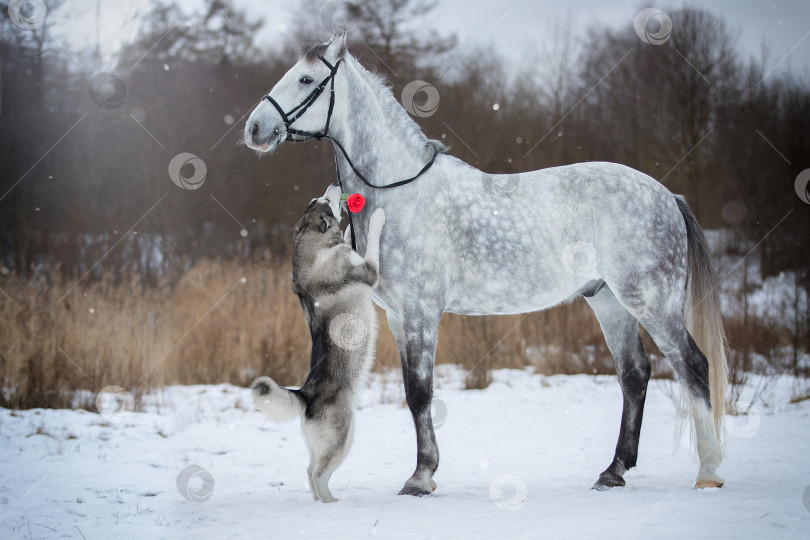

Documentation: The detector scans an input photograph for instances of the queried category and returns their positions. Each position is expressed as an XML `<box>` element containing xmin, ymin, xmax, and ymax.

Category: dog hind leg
<box><xmin>305</xmin><ymin>419</ymin><xmax>353</xmax><ymax>503</ymax></box>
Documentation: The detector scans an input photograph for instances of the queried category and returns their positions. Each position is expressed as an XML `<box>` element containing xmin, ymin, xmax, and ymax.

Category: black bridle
<box><xmin>262</xmin><ymin>55</ymin><xmax>440</xmax><ymax>248</ymax></box>
<box><xmin>262</xmin><ymin>56</ymin><xmax>340</xmax><ymax>143</ymax></box>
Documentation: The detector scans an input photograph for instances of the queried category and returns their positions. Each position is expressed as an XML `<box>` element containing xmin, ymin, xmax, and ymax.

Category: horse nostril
<box><xmin>251</xmin><ymin>122</ymin><xmax>260</xmax><ymax>138</ymax></box>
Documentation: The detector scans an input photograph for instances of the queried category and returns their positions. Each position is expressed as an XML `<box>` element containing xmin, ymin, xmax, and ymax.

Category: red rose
<box><xmin>347</xmin><ymin>193</ymin><xmax>366</xmax><ymax>213</ymax></box>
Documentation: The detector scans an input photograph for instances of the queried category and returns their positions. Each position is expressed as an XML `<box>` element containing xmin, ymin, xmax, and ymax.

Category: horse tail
<box><xmin>675</xmin><ymin>195</ymin><xmax>728</xmax><ymax>443</ymax></box>
<box><xmin>251</xmin><ymin>376</ymin><xmax>307</xmax><ymax>421</ymax></box>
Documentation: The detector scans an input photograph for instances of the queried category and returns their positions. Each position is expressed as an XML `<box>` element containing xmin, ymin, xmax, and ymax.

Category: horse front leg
<box><xmin>389</xmin><ymin>310</ymin><xmax>441</xmax><ymax>496</ymax></box>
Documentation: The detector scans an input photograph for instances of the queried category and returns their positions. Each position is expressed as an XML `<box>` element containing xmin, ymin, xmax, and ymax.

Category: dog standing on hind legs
<box><xmin>251</xmin><ymin>184</ymin><xmax>385</xmax><ymax>503</ymax></box>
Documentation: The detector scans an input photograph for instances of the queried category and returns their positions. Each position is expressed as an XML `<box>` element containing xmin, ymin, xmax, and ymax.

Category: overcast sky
<box><xmin>54</xmin><ymin>0</ymin><xmax>810</xmax><ymax>79</ymax></box>
<box><xmin>431</xmin><ymin>0</ymin><xmax>809</xmax><ymax>74</ymax></box>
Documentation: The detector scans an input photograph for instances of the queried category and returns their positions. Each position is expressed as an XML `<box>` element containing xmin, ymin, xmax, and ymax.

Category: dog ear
<box><xmin>317</xmin><ymin>215</ymin><xmax>330</xmax><ymax>233</ymax></box>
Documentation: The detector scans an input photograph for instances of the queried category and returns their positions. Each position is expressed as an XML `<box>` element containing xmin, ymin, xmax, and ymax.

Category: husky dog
<box><xmin>251</xmin><ymin>184</ymin><xmax>385</xmax><ymax>503</ymax></box>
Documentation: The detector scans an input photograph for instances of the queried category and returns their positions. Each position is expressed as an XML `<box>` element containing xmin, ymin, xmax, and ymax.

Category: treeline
<box><xmin>0</xmin><ymin>0</ymin><xmax>808</xmax><ymax>408</ymax></box>
<box><xmin>0</xmin><ymin>0</ymin><xmax>808</xmax><ymax>291</ymax></box>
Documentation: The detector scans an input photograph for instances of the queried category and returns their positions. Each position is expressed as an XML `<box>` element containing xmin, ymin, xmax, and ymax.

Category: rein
<box><xmin>262</xmin><ymin>55</ymin><xmax>440</xmax><ymax>248</ymax></box>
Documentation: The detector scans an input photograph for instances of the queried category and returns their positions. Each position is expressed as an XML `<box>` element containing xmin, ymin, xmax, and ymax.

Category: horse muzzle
<box><xmin>244</xmin><ymin>109</ymin><xmax>286</xmax><ymax>153</ymax></box>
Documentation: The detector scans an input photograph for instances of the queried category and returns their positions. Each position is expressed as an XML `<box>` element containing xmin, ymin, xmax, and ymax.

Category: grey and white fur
<box><xmin>251</xmin><ymin>184</ymin><xmax>385</xmax><ymax>503</ymax></box>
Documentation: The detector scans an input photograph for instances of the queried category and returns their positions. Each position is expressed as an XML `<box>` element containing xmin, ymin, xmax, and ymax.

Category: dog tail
<box><xmin>250</xmin><ymin>376</ymin><xmax>307</xmax><ymax>421</ymax></box>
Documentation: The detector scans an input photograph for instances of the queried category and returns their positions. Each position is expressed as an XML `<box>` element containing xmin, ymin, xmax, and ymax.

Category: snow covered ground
<box><xmin>1</xmin><ymin>366</ymin><xmax>808</xmax><ymax>539</ymax></box>
<box><xmin>708</xmin><ymin>229</ymin><xmax>808</xmax><ymax>330</ymax></box>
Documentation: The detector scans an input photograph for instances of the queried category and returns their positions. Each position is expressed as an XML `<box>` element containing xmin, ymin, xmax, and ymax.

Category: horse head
<box><xmin>244</xmin><ymin>33</ymin><xmax>347</xmax><ymax>153</ymax></box>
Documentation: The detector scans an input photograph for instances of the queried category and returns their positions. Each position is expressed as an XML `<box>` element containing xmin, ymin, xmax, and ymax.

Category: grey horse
<box><xmin>243</xmin><ymin>34</ymin><xmax>728</xmax><ymax>495</ymax></box>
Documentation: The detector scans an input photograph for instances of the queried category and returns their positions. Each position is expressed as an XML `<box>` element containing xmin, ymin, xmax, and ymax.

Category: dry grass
<box><xmin>0</xmin><ymin>259</ymin><xmax>805</xmax><ymax>409</ymax></box>
<box><xmin>1</xmin><ymin>261</ymin><xmax>310</xmax><ymax>409</ymax></box>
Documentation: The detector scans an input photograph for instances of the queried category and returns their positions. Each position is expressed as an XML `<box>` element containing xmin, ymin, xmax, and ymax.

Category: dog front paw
<box><xmin>369</xmin><ymin>208</ymin><xmax>385</xmax><ymax>230</ymax></box>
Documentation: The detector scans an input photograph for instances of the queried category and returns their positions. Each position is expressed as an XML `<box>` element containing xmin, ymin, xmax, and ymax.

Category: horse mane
<box><xmin>347</xmin><ymin>53</ymin><xmax>447</xmax><ymax>157</ymax></box>
<box><xmin>300</xmin><ymin>39</ymin><xmax>446</xmax><ymax>157</ymax></box>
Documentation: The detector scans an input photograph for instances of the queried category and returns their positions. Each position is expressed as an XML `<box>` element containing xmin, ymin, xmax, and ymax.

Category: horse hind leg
<box><xmin>586</xmin><ymin>285</ymin><xmax>651</xmax><ymax>490</ymax></box>
<box><xmin>641</xmin><ymin>316</ymin><xmax>724</xmax><ymax>488</ymax></box>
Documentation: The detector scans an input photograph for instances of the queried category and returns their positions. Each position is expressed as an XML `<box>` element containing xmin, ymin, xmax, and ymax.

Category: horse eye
<box><xmin>299</xmin><ymin>76</ymin><xmax>314</xmax><ymax>85</ymax></box>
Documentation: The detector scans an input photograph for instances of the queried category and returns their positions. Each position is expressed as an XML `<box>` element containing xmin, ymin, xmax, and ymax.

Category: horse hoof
<box><xmin>694</xmin><ymin>479</ymin><xmax>723</xmax><ymax>489</ymax></box>
<box><xmin>398</xmin><ymin>483</ymin><xmax>433</xmax><ymax>496</ymax></box>
<box><xmin>592</xmin><ymin>471</ymin><xmax>626</xmax><ymax>491</ymax></box>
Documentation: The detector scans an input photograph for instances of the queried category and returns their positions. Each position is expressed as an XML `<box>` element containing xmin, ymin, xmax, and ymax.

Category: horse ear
<box><xmin>327</xmin><ymin>31</ymin><xmax>347</xmax><ymax>61</ymax></box>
